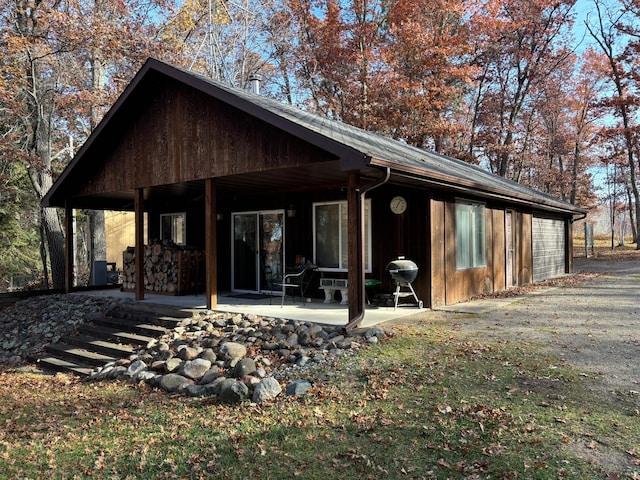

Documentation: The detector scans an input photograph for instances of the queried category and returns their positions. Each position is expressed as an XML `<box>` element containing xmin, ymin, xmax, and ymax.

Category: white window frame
<box><xmin>160</xmin><ymin>212</ymin><xmax>186</xmax><ymax>246</ymax></box>
<box><xmin>312</xmin><ymin>200</ymin><xmax>372</xmax><ymax>272</ymax></box>
<box><xmin>455</xmin><ymin>200</ymin><xmax>486</xmax><ymax>270</ymax></box>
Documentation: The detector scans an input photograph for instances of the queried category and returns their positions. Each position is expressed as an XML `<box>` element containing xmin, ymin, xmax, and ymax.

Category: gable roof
<box><xmin>43</xmin><ymin>58</ymin><xmax>585</xmax><ymax>215</ymax></box>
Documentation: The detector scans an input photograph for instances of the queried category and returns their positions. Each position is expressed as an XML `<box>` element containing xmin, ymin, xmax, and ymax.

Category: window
<box><xmin>456</xmin><ymin>201</ymin><xmax>486</xmax><ymax>269</ymax></box>
<box><xmin>313</xmin><ymin>200</ymin><xmax>371</xmax><ymax>271</ymax></box>
<box><xmin>160</xmin><ymin>213</ymin><xmax>186</xmax><ymax>245</ymax></box>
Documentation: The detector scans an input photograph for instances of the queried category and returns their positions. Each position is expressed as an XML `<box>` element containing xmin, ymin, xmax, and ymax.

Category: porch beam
<box><xmin>64</xmin><ymin>203</ymin><xmax>74</xmax><ymax>293</ymax></box>
<box><xmin>346</xmin><ymin>172</ymin><xmax>365</xmax><ymax>328</ymax></box>
<box><xmin>205</xmin><ymin>178</ymin><xmax>218</xmax><ymax>309</ymax></box>
<box><xmin>134</xmin><ymin>188</ymin><xmax>145</xmax><ymax>301</ymax></box>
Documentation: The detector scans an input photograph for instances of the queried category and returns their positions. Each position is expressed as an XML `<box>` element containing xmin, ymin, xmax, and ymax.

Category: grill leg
<box><xmin>393</xmin><ymin>282</ymin><xmax>424</xmax><ymax>310</ymax></box>
<box><xmin>394</xmin><ymin>283</ymin><xmax>401</xmax><ymax>310</ymax></box>
<box><xmin>408</xmin><ymin>282</ymin><xmax>419</xmax><ymax>305</ymax></box>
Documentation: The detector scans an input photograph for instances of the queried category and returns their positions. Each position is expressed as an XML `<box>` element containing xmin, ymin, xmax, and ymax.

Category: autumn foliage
<box><xmin>3</xmin><ymin>0</ymin><xmax>640</xmax><ymax>283</ymax></box>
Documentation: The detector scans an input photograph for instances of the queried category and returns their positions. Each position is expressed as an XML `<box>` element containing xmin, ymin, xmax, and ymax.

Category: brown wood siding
<box><xmin>492</xmin><ymin>209</ymin><xmax>506</xmax><ymax>292</ymax></box>
<box><xmin>446</xmin><ymin>206</ymin><xmax>494</xmax><ymax>305</ymax></box>
<box><xmin>516</xmin><ymin>212</ymin><xmax>533</xmax><ymax>285</ymax></box>
<box><xmin>430</xmin><ymin>199</ymin><xmax>446</xmax><ymax>307</ymax></box>
<box><xmin>76</xmin><ymin>80</ymin><xmax>333</xmax><ymax>197</ymax></box>
<box><xmin>431</xmin><ymin>200</ymin><xmax>497</xmax><ymax>305</ymax></box>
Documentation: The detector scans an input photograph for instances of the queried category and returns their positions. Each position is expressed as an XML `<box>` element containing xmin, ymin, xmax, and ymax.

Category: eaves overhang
<box><xmin>370</xmin><ymin>158</ymin><xmax>587</xmax><ymax>217</ymax></box>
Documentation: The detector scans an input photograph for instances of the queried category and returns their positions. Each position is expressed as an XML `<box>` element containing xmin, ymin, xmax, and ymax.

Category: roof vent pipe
<box><xmin>248</xmin><ymin>74</ymin><xmax>261</xmax><ymax>95</ymax></box>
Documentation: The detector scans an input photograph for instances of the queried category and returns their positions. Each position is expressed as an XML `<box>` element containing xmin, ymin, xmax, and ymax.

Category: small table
<box><xmin>318</xmin><ymin>278</ymin><xmax>381</xmax><ymax>305</ymax></box>
<box><xmin>364</xmin><ymin>279</ymin><xmax>381</xmax><ymax>304</ymax></box>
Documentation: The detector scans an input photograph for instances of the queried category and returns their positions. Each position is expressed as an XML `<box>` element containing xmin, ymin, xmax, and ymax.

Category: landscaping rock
<box><xmin>252</xmin><ymin>377</ymin><xmax>282</xmax><ymax>403</ymax></box>
<box><xmin>200</xmin><ymin>368</ymin><xmax>223</xmax><ymax>385</ymax></box>
<box><xmin>1</xmin><ymin>293</ymin><xmax>393</xmax><ymax>406</ymax></box>
<box><xmin>185</xmin><ymin>384</ymin><xmax>209</xmax><ymax>397</ymax></box>
<box><xmin>125</xmin><ymin>360</ymin><xmax>147</xmax><ymax>378</ymax></box>
<box><xmin>134</xmin><ymin>371</ymin><xmax>157</xmax><ymax>383</ymax></box>
<box><xmin>204</xmin><ymin>376</ymin><xmax>228</xmax><ymax>395</ymax></box>
<box><xmin>177</xmin><ymin>346</ymin><xmax>200</xmax><ymax>361</ymax></box>
<box><xmin>0</xmin><ymin>294</ymin><xmax>129</xmax><ymax>365</ymax></box>
<box><xmin>198</xmin><ymin>348</ymin><xmax>217</xmax><ymax>363</ymax></box>
<box><xmin>110</xmin><ymin>366</ymin><xmax>127</xmax><ymax>379</ymax></box>
<box><xmin>365</xmin><ymin>327</ymin><xmax>385</xmax><ymax>339</ymax></box>
<box><xmin>232</xmin><ymin>358</ymin><xmax>256</xmax><ymax>378</ymax></box>
<box><xmin>181</xmin><ymin>358</ymin><xmax>211</xmax><ymax>381</ymax></box>
<box><xmin>159</xmin><ymin>373</ymin><xmax>193</xmax><ymax>393</ymax></box>
<box><xmin>286</xmin><ymin>380</ymin><xmax>312</xmax><ymax>396</ymax></box>
<box><xmin>219</xmin><ymin>342</ymin><xmax>247</xmax><ymax>361</ymax></box>
<box><xmin>164</xmin><ymin>358</ymin><xmax>183</xmax><ymax>373</ymax></box>
<box><xmin>219</xmin><ymin>380</ymin><xmax>249</xmax><ymax>404</ymax></box>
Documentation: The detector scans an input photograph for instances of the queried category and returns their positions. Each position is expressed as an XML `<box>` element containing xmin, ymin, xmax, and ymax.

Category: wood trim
<box><xmin>347</xmin><ymin>172</ymin><xmax>365</xmax><ymax>323</ymax></box>
<box><xmin>429</xmin><ymin>199</ymin><xmax>446</xmax><ymax>307</ymax></box>
<box><xmin>205</xmin><ymin>178</ymin><xmax>218</xmax><ymax>309</ymax></box>
<box><xmin>518</xmin><ymin>212</ymin><xmax>533</xmax><ymax>285</ymax></box>
<box><xmin>134</xmin><ymin>188</ymin><xmax>145</xmax><ymax>300</ymax></box>
<box><xmin>492</xmin><ymin>209</ymin><xmax>506</xmax><ymax>292</ymax></box>
<box><xmin>64</xmin><ymin>204</ymin><xmax>74</xmax><ymax>293</ymax></box>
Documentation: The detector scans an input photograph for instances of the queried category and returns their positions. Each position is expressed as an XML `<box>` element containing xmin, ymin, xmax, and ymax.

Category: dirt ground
<box><xmin>389</xmin><ymin>254</ymin><xmax>640</xmax><ymax>473</ymax></box>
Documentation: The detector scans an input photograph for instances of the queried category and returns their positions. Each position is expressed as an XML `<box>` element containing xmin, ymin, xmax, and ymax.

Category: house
<box><xmin>42</xmin><ymin>58</ymin><xmax>586</xmax><ymax>328</ymax></box>
<box><xmin>104</xmin><ymin>211</ymin><xmax>145</xmax><ymax>271</ymax></box>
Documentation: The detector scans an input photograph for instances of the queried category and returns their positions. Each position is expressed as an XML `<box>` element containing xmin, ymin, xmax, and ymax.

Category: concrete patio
<box><xmin>79</xmin><ymin>288</ymin><xmax>426</xmax><ymax>328</ymax></box>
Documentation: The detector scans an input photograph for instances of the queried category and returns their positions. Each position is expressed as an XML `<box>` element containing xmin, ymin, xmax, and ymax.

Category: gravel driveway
<box><xmin>386</xmin><ymin>256</ymin><xmax>640</xmax><ymax>472</ymax></box>
<box><xmin>392</xmin><ymin>257</ymin><xmax>640</xmax><ymax>395</ymax></box>
<box><xmin>460</xmin><ymin>257</ymin><xmax>640</xmax><ymax>394</ymax></box>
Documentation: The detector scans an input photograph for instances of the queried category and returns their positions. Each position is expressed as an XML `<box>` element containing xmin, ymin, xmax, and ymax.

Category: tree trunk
<box><xmin>87</xmin><ymin>210</ymin><xmax>107</xmax><ymax>285</ymax></box>
<box><xmin>41</xmin><ymin>207</ymin><xmax>66</xmax><ymax>289</ymax></box>
<box><xmin>86</xmin><ymin>43</ymin><xmax>108</xmax><ymax>285</ymax></box>
<box><xmin>570</xmin><ymin>141</ymin><xmax>579</xmax><ymax>205</ymax></box>
<box><xmin>626</xmin><ymin>184</ymin><xmax>637</xmax><ymax>243</ymax></box>
<box><xmin>38</xmin><ymin>220</ymin><xmax>50</xmax><ymax>288</ymax></box>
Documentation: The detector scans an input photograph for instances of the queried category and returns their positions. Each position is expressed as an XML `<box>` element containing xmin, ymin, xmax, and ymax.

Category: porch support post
<box><xmin>134</xmin><ymin>187</ymin><xmax>145</xmax><ymax>301</ymax></box>
<box><xmin>64</xmin><ymin>203</ymin><xmax>74</xmax><ymax>293</ymax></box>
<box><xmin>346</xmin><ymin>172</ymin><xmax>365</xmax><ymax>328</ymax></box>
<box><xmin>205</xmin><ymin>178</ymin><xmax>218</xmax><ymax>309</ymax></box>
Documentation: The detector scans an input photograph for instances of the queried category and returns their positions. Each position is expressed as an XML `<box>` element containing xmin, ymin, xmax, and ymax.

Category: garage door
<box><xmin>532</xmin><ymin>217</ymin><xmax>566</xmax><ymax>282</ymax></box>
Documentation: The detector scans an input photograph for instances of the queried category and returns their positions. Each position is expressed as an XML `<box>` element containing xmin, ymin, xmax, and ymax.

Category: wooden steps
<box><xmin>31</xmin><ymin>303</ymin><xmax>191</xmax><ymax>376</ymax></box>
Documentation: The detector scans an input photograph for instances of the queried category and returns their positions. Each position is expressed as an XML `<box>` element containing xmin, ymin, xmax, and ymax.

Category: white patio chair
<box><xmin>277</xmin><ymin>268</ymin><xmax>305</xmax><ymax>307</ymax></box>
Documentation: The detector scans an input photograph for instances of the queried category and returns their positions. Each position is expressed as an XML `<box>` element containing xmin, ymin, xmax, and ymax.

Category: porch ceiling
<box><xmin>64</xmin><ymin>162</ymin><xmax>384</xmax><ymax>211</ymax></box>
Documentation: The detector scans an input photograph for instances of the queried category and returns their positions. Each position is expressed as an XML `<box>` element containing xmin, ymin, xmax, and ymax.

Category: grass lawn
<box><xmin>1</xmin><ymin>320</ymin><xmax>639</xmax><ymax>479</ymax></box>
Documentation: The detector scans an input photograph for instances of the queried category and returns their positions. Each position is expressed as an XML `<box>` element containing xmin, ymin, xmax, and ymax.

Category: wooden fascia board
<box><xmin>370</xmin><ymin>157</ymin><xmax>587</xmax><ymax>216</ymax></box>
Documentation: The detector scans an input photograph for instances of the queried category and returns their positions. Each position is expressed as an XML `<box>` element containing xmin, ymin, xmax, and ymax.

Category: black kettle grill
<box><xmin>386</xmin><ymin>257</ymin><xmax>424</xmax><ymax>310</ymax></box>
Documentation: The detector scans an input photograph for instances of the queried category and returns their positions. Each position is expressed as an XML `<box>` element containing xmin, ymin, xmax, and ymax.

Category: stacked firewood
<box><xmin>122</xmin><ymin>240</ymin><xmax>204</xmax><ymax>295</ymax></box>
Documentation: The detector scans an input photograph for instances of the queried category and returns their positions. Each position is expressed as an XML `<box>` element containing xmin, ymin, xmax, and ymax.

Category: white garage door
<box><xmin>532</xmin><ymin>217</ymin><xmax>566</xmax><ymax>282</ymax></box>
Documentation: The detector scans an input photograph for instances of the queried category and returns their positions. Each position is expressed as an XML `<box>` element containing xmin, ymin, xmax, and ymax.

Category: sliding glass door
<box><xmin>232</xmin><ymin>211</ymin><xmax>284</xmax><ymax>293</ymax></box>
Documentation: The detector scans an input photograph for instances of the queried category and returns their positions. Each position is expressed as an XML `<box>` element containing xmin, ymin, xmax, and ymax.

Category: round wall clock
<box><xmin>390</xmin><ymin>196</ymin><xmax>407</xmax><ymax>215</ymax></box>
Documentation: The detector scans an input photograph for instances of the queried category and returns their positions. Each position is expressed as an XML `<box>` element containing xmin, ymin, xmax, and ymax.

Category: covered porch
<box><xmin>76</xmin><ymin>288</ymin><xmax>424</xmax><ymax>328</ymax></box>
